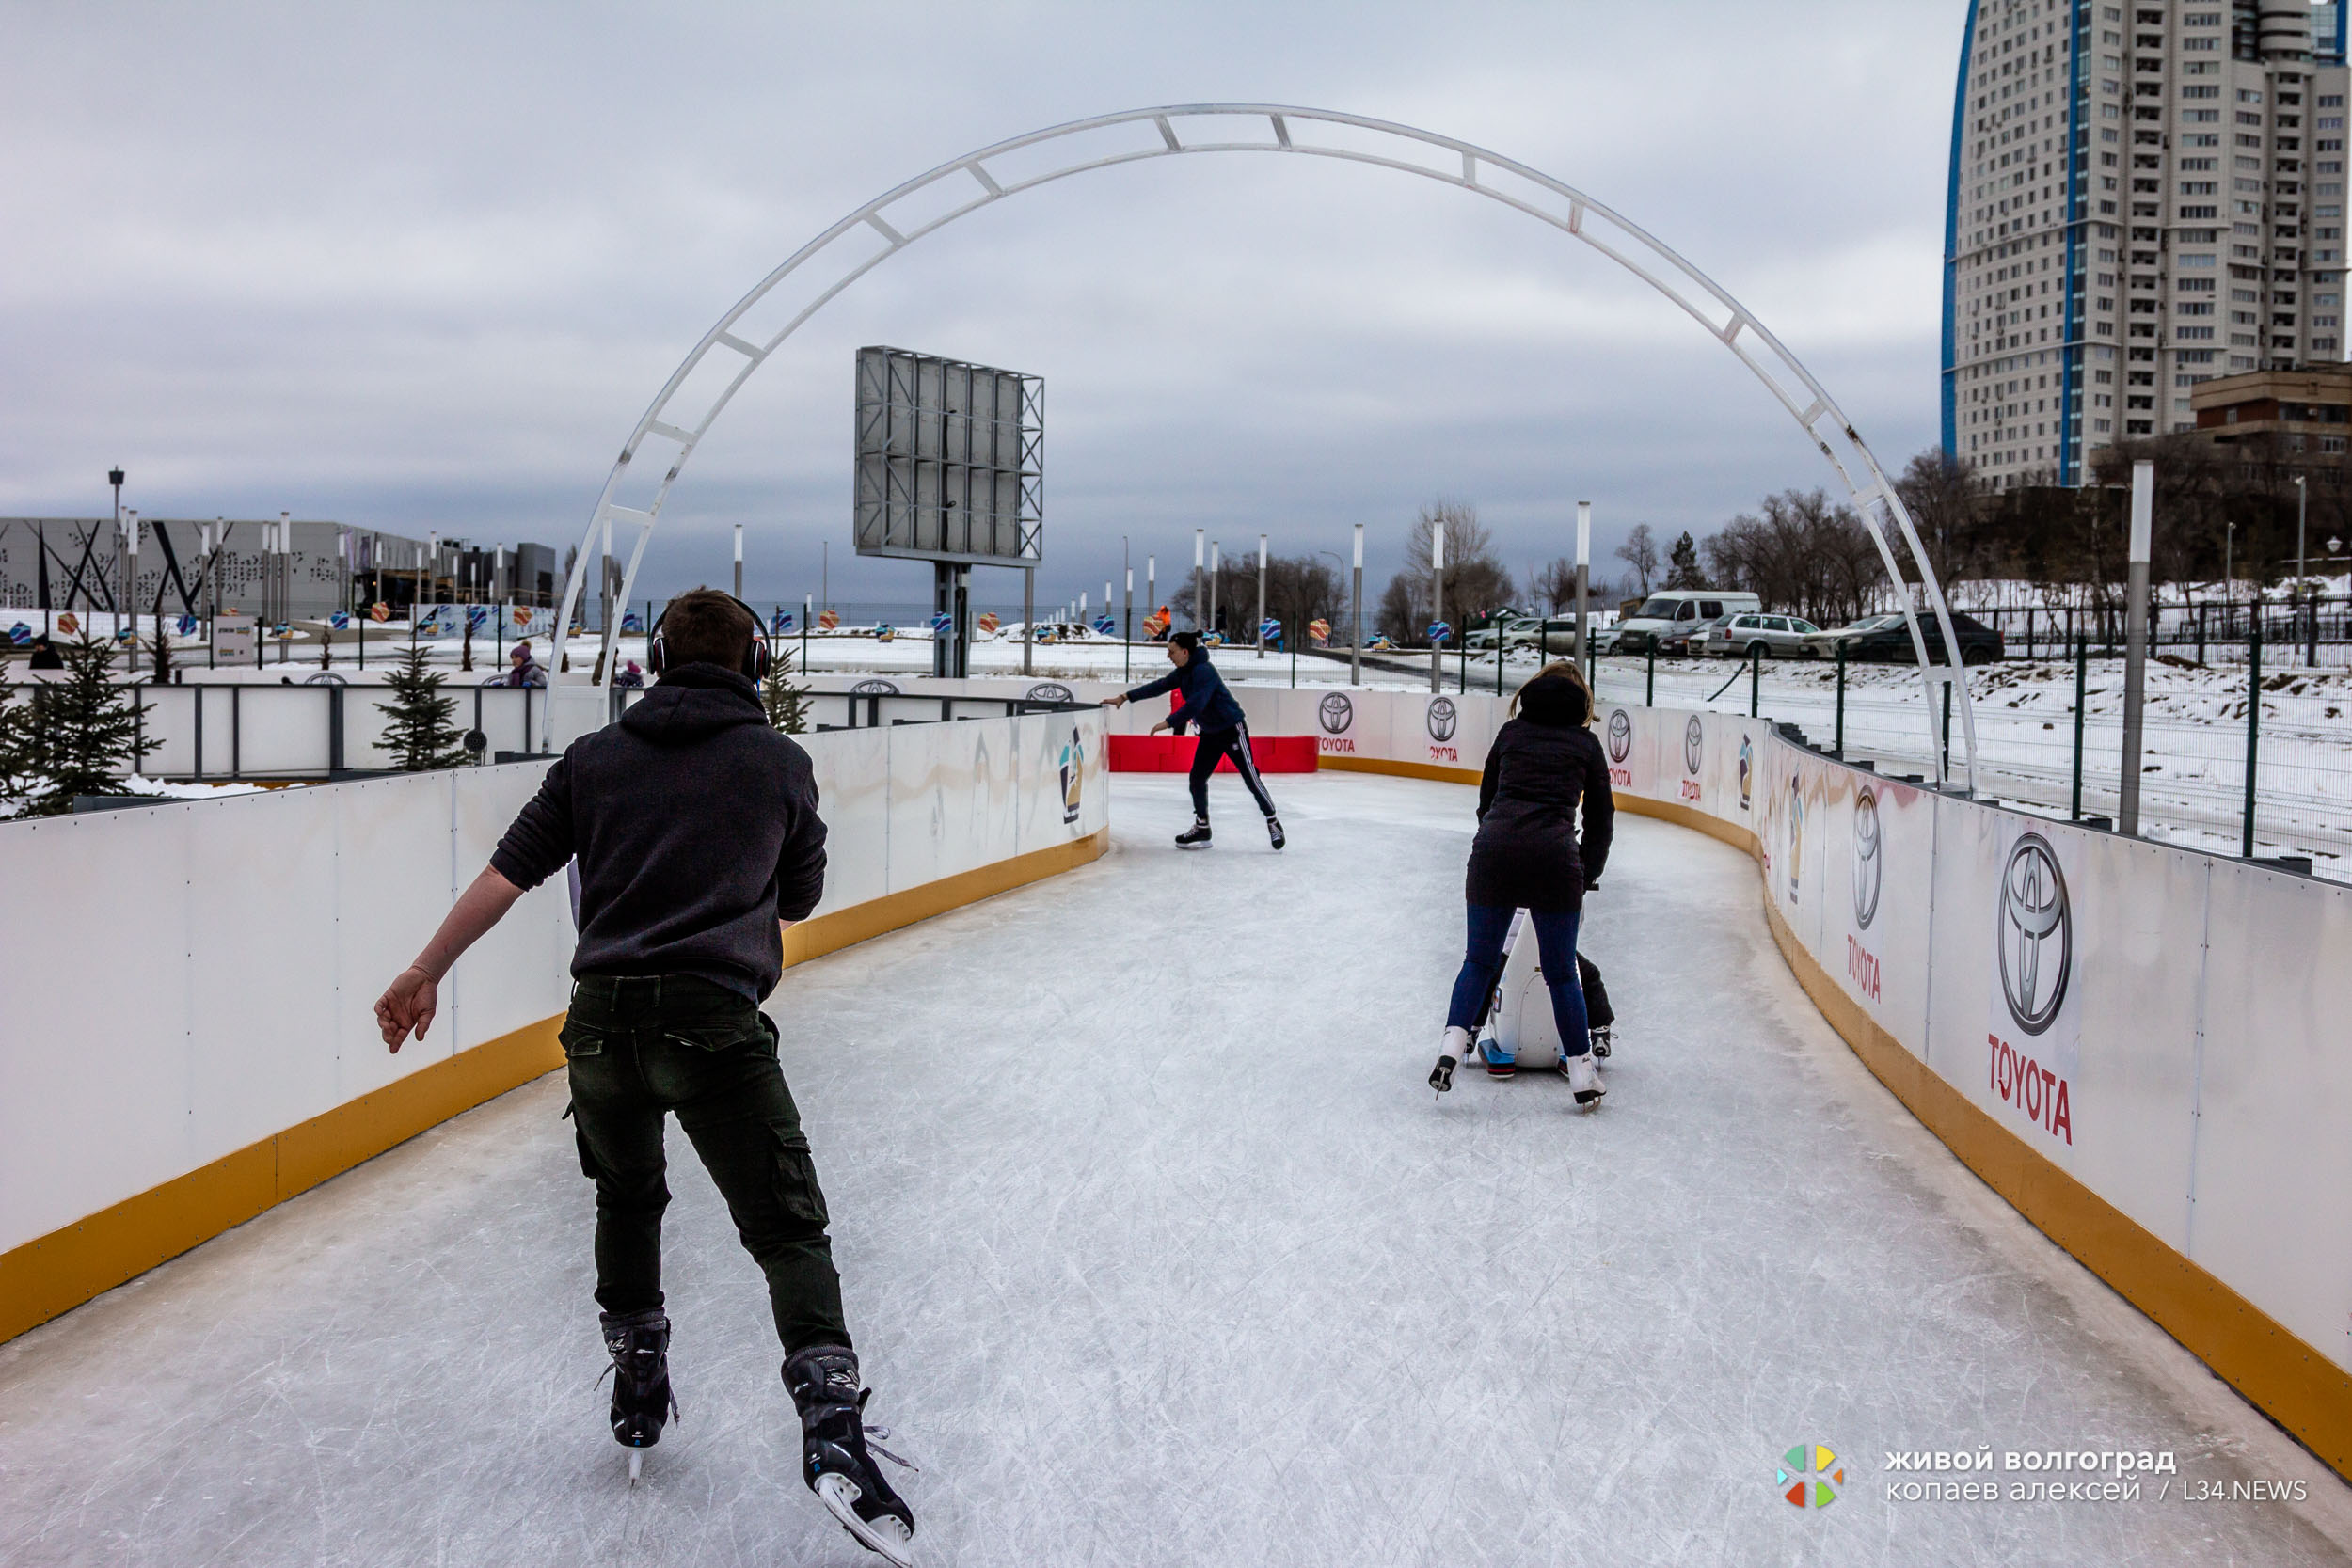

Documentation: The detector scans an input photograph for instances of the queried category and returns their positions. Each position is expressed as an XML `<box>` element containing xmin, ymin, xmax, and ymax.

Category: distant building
<box><xmin>1944</xmin><ymin>0</ymin><xmax>2352</xmax><ymax>492</ymax></box>
<box><xmin>0</xmin><ymin>518</ymin><xmax>559</xmax><ymax>619</ymax></box>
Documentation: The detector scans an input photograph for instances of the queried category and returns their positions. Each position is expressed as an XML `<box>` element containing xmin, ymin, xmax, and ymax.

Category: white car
<box><xmin>1701</xmin><ymin>612</ymin><xmax>1822</xmax><ymax>659</ymax></box>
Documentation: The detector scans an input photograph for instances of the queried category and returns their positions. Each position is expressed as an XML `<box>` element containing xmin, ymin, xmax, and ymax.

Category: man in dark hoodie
<box><xmin>1104</xmin><ymin>629</ymin><xmax>1284</xmax><ymax>851</ymax></box>
<box><xmin>372</xmin><ymin>589</ymin><xmax>914</xmax><ymax>1562</ymax></box>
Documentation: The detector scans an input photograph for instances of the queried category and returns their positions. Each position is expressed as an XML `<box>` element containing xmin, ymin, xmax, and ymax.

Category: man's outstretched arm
<box><xmin>375</xmin><ymin>865</ymin><xmax>528</xmax><ymax>1052</ymax></box>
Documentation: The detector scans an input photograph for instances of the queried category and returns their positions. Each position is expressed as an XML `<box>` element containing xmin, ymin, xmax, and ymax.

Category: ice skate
<box><xmin>1429</xmin><ymin>1025</ymin><xmax>1472</xmax><ymax>1094</ymax></box>
<box><xmin>1174</xmin><ymin>819</ymin><xmax>1213</xmax><ymax>849</ymax></box>
<box><xmin>1478</xmin><ymin>1037</ymin><xmax>1516</xmax><ymax>1079</ymax></box>
<box><xmin>1589</xmin><ymin>1024</ymin><xmax>1613</xmax><ymax>1060</ymax></box>
<box><xmin>1265</xmin><ymin>816</ymin><xmax>1286</xmax><ymax>851</ymax></box>
<box><xmin>786</xmin><ymin>1346</ymin><xmax>916</xmax><ymax>1567</ymax></box>
<box><xmin>599</xmin><ymin>1308</ymin><xmax>678</xmax><ymax>1483</ymax></box>
<box><xmin>1564</xmin><ymin>1052</ymin><xmax>1606</xmax><ymax>1106</ymax></box>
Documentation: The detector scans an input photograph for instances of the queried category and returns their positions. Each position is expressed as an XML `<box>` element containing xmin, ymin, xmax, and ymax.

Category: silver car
<box><xmin>1701</xmin><ymin>611</ymin><xmax>1822</xmax><ymax>658</ymax></box>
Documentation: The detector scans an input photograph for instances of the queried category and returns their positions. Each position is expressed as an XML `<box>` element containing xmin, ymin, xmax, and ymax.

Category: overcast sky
<box><xmin>1</xmin><ymin>1</ymin><xmax>1967</xmax><ymax>609</ymax></box>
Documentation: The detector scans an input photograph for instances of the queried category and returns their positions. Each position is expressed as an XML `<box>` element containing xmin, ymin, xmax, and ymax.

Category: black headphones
<box><xmin>647</xmin><ymin>592</ymin><xmax>772</xmax><ymax>683</ymax></box>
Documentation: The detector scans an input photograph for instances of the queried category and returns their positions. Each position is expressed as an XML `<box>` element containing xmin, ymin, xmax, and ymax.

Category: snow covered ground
<box><xmin>1591</xmin><ymin>655</ymin><xmax>2352</xmax><ymax>878</ymax></box>
<box><xmin>2</xmin><ymin>772</ymin><xmax>2345</xmax><ymax>1567</ymax></box>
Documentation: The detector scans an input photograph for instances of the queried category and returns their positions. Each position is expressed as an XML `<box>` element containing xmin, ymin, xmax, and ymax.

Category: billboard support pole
<box><xmin>1023</xmin><ymin>568</ymin><xmax>1034</xmax><ymax>676</ymax></box>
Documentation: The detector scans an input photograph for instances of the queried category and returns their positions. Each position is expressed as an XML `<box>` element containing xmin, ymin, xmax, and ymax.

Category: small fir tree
<box><xmin>762</xmin><ymin>643</ymin><xmax>811</xmax><ymax>735</ymax></box>
<box><xmin>375</xmin><ymin>643</ymin><xmax>469</xmax><ymax>769</ymax></box>
<box><xmin>146</xmin><ymin>607</ymin><xmax>176</xmax><ymax>687</ymax></box>
<box><xmin>16</xmin><ymin>633</ymin><xmax>158</xmax><ymax>816</ymax></box>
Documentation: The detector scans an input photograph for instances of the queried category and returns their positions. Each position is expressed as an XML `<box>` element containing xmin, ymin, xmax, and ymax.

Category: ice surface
<box><xmin>2</xmin><ymin>772</ymin><xmax>2348</xmax><ymax>1567</ymax></box>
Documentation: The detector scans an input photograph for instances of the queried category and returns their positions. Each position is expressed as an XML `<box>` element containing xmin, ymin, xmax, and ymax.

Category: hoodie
<box><xmin>1121</xmin><ymin>649</ymin><xmax>1247</xmax><ymax>735</ymax></box>
<box><xmin>489</xmin><ymin>663</ymin><xmax>827</xmax><ymax>999</ymax></box>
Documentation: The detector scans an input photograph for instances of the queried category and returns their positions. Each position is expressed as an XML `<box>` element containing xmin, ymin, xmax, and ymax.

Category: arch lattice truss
<box><xmin>550</xmin><ymin>103</ymin><xmax>1979</xmax><ymax>784</ymax></box>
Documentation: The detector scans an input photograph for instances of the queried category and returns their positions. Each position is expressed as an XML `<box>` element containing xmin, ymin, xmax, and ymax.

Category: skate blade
<box><xmin>817</xmin><ymin>1472</ymin><xmax>914</xmax><ymax>1568</ymax></box>
<box><xmin>628</xmin><ymin>1449</ymin><xmax>644</xmax><ymax>1484</ymax></box>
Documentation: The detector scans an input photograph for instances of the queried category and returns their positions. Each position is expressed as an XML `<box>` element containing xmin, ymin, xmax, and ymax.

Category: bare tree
<box><xmin>1701</xmin><ymin>489</ymin><xmax>1882</xmax><ymax>626</ymax></box>
<box><xmin>1613</xmin><ymin>523</ymin><xmax>1659</xmax><ymax>595</ymax></box>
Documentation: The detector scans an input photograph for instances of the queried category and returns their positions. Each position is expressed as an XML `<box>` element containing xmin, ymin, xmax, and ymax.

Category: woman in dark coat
<box><xmin>1430</xmin><ymin>663</ymin><xmax>1615</xmax><ymax>1103</ymax></box>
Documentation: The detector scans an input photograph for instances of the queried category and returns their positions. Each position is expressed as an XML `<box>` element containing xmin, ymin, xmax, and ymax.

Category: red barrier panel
<box><xmin>1107</xmin><ymin>734</ymin><xmax>1319</xmax><ymax>774</ymax></box>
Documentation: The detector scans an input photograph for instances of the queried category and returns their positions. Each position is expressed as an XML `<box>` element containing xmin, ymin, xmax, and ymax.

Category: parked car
<box><xmin>1830</xmin><ymin>610</ymin><xmax>2006</xmax><ymax>665</ymax></box>
<box><xmin>1656</xmin><ymin>613</ymin><xmax>1737</xmax><ymax>657</ymax></box>
<box><xmin>1465</xmin><ymin>615</ymin><xmax>1540</xmax><ymax>652</ymax></box>
<box><xmin>1612</xmin><ymin>591</ymin><xmax>1762</xmax><ymax>655</ymax></box>
<box><xmin>1800</xmin><ymin>613</ymin><xmax>1905</xmax><ymax>660</ymax></box>
<box><xmin>1700</xmin><ymin>611</ymin><xmax>1823</xmax><ymax>659</ymax></box>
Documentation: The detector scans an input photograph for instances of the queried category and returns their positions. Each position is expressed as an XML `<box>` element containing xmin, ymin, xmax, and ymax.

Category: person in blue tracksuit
<box><xmin>1103</xmin><ymin>631</ymin><xmax>1284</xmax><ymax>850</ymax></box>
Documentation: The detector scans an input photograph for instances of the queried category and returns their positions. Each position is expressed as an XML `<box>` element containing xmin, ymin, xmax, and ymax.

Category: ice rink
<box><xmin>3</xmin><ymin>771</ymin><xmax>2348</xmax><ymax>1567</ymax></box>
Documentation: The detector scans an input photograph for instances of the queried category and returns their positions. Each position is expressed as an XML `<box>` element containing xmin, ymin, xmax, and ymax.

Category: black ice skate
<box><xmin>786</xmin><ymin>1345</ymin><xmax>916</xmax><ymax>1567</ymax></box>
<box><xmin>599</xmin><ymin>1307</ymin><xmax>679</xmax><ymax>1483</ymax></box>
<box><xmin>1174</xmin><ymin>819</ymin><xmax>1213</xmax><ymax>849</ymax></box>
<box><xmin>1589</xmin><ymin>1024</ymin><xmax>1613</xmax><ymax>1059</ymax></box>
<box><xmin>1266</xmin><ymin>816</ymin><xmax>1286</xmax><ymax>851</ymax></box>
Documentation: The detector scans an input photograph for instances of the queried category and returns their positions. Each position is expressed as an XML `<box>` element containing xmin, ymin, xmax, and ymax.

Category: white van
<box><xmin>1612</xmin><ymin>590</ymin><xmax>1763</xmax><ymax>655</ymax></box>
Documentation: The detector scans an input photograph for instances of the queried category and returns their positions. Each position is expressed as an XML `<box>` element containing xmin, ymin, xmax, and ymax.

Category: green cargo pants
<box><xmin>560</xmin><ymin>974</ymin><xmax>850</xmax><ymax>1353</ymax></box>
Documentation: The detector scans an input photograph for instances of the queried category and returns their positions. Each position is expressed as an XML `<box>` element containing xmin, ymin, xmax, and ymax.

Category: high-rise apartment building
<box><xmin>1943</xmin><ymin>1</ymin><xmax>2352</xmax><ymax>489</ymax></box>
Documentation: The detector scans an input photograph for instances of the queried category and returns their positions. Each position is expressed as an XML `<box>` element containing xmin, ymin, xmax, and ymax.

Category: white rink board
<box><xmin>0</xmin><ymin>710</ymin><xmax>1104</xmax><ymax>1259</ymax></box>
<box><xmin>1315</xmin><ymin>681</ymin><xmax>2352</xmax><ymax>1383</ymax></box>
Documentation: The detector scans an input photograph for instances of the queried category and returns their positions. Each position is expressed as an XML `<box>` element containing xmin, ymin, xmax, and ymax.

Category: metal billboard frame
<box><xmin>547</xmin><ymin>103</ymin><xmax>1979</xmax><ymax>789</ymax></box>
<box><xmin>853</xmin><ymin>346</ymin><xmax>1042</xmax><ymax>569</ymax></box>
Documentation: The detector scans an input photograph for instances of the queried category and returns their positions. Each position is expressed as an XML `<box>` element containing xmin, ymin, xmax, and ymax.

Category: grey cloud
<box><xmin>0</xmin><ymin>0</ymin><xmax>1967</xmax><ymax>606</ymax></box>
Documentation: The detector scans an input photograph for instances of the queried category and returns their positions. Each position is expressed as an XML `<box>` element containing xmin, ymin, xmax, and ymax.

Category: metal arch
<box><xmin>548</xmin><ymin>102</ymin><xmax>1979</xmax><ymax>787</ymax></box>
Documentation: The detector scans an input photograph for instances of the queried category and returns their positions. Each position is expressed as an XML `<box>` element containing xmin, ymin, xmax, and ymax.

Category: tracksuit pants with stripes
<box><xmin>1188</xmin><ymin>722</ymin><xmax>1277</xmax><ymax>821</ymax></box>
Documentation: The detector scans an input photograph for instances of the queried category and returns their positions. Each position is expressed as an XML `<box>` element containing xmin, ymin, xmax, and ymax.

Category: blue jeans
<box><xmin>1444</xmin><ymin>904</ymin><xmax>1590</xmax><ymax>1059</ymax></box>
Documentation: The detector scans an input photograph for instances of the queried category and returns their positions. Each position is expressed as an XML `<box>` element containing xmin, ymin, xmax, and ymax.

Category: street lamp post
<box><xmin>1429</xmin><ymin>516</ymin><xmax>1446</xmax><ymax>694</ymax></box>
<box><xmin>2295</xmin><ymin>472</ymin><xmax>2310</xmax><ymax>667</ymax></box>
<box><xmin>733</xmin><ymin>522</ymin><xmax>744</xmax><ymax>599</ymax></box>
<box><xmin>124</xmin><ymin>508</ymin><xmax>141</xmax><ymax>673</ymax></box>
<box><xmin>1124</xmin><ymin>565</ymin><xmax>1134</xmax><ymax>683</ymax></box>
<box><xmin>1573</xmin><ymin>500</ymin><xmax>1592</xmax><ymax>664</ymax></box>
<box><xmin>107</xmin><ymin>467</ymin><xmax>124</xmax><ymax>626</ymax></box>
<box><xmin>1350</xmin><ymin>523</ymin><xmax>1365</xmax><ymax>687</ymax></box>
<box><xmin>1147</xmin><ymin>554</ymin><xmax>1156</xmax><ymax>641</ymax></box>
<box><xmin>1192</xmin><ymin>529</ymin><xmax>1205</xmax><ymax>636</ymax></box>
<box><xmin>1209</xmin><ymin>540</ymin><xmax>1220</xmax><ymax>638</ymax></box>
<box><xmin>2120</xmin><ymin>460</ymin><xmax>2155</xmax><ymax>836</ymax></box>
<box><xmin>1256</xmin><ymin>532</ymin><xmax>1269</xmax><ymax>659</ymax></box>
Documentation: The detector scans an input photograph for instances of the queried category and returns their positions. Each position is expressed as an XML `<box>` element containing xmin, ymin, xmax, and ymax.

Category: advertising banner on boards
<box><xmin>1597</xmin><ymin>701</ymin><xmax>1653</xmax><ymax>799</ymax></box>
<box><xmin>1825</xmin><ymin>768</ymin><xmax>1933</xmax><ymax>1053</ymax></box>
<box><xmin>1984</xmin><ymin>816</ymin><xmax>2084</xmax><ymax>1152</ymax></box>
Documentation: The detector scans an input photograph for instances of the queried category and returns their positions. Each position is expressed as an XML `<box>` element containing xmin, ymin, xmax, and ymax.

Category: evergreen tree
<box><xmin>1664</xmin><ymin>530</ymin><xmax>1706</xmax><ymax>590</ymax></box>
<box><xmin>0</xmin><ymin>671</ymin><xmax>42</xmax><ymax>818</ymax></box>
<box><xmin>146</xmin><ymin>611</ymin><xmax>176</xmax><ymax>687</ymax></box>
<box><xmin>375</xmin><ymin>643</ymin><xmax>469</xmax><ymax>769</ymax></box>
<box><xmin>14</xmin><ymin>634</ymin><xmax>158</xmax><ymax>816</ymax></box>
<box><xmin>763</xmin><ymin>643</ymin><xmax>811</xmax><ymax>735</ymax></box>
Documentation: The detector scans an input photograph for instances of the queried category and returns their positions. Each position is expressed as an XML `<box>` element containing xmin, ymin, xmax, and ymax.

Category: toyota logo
<box><xmin>1851</xmin><ymin>786</ymin><xmax>1882</xmax><ymax>931</ymax></box>
<box><xmin>1025</xmin><ymin>681</ymin><xmax>1075</xmax><ymax>703</ymax></box>
<box><xmin>1996</xmin><ymin>833</ymin><xmax>2072</xmax><ymax>1037</ymax></box>
<box><xmin>1318</xmin><ymin>692</ymin><xmax>1355</xmax><ymax>735</ymax></box>
<box><xmin>1606</xmin><ymin>709</ymin><xmax>1632</xmax><ymax>763</ymax></box>
<box><xmin>1683</xmin><ymin>716</ymin><xmax>1704</xmax><ymax>776</ymax></box>
<box><xmin>850</xmin><ymin>678</ymin><xmax>901</xmax><ymax>696</ymax></box>
<box><xmin>1427</xmin><ymin>697</ymin><xmax>1458</xmax><ymax>741</ymax></box>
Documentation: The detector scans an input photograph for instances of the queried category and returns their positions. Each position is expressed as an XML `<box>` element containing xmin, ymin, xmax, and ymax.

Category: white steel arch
<box><xmin>548</xmin><ymin>103</ymin><xmax>1979</xmax><ymax>785</ymax></box>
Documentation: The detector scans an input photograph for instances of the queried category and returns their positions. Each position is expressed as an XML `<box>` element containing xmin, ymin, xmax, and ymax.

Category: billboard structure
<box><xmin>854</xmin><ymin>346</ymin><xmax>1042</xmax><ymax>677</ymax></box>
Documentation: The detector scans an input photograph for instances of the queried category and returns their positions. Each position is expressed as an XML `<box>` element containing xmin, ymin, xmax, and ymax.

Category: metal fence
<box><xmin>1971</xmin><ymin>595</ymin><xmax>2352</xmax><ymax>669</ymax></box>
<box><xmin>1592</xmin><ymin>647</ymin><xmax>2351</xmax><ymax>882</ymax></box>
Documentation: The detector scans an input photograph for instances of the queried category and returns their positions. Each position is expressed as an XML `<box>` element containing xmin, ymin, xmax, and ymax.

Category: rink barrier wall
<box><xmin>1301</xmin><ymin>684</ymin><xmax>2352</xmax><ymax>1481</ymax></box>
<box><xmin>0</xmin><ymin>709</ymin><xmax>1109</xmax><ymax>1346</ymax></box>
